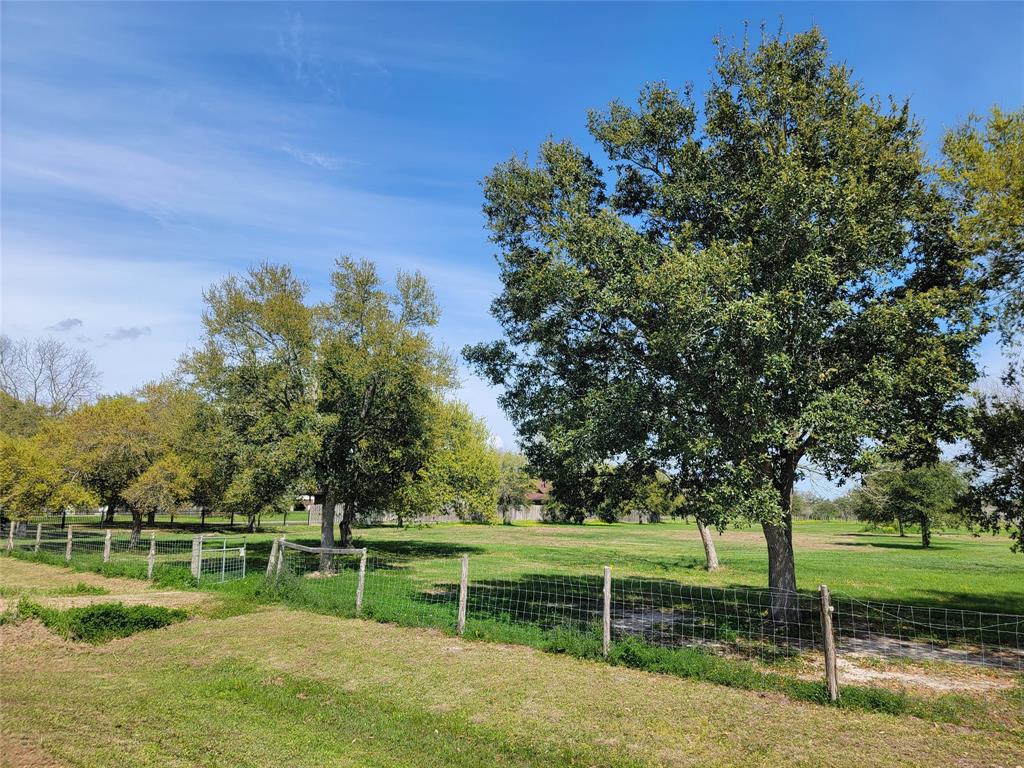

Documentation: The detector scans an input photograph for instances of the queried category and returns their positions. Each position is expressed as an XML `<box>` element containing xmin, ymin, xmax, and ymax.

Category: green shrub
<box><xmin>15</xmin><ymin>600</ymin><xmax>187</xmax><ymax>643</ymax></box>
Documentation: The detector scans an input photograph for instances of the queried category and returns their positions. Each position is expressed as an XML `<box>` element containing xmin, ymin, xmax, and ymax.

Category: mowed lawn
<box><xmin>1</xmin><ymin>592</ymin><xmax>1020</xmax><ymax>768</ymax></box>
<box><xmin>245</xmin><ymin>519</ymin><xmax>1023</xmax><ymax>615</ymax></box>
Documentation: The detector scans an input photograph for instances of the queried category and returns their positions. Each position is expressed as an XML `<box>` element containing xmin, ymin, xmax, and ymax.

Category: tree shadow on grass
<box><xmin>832</xmin><ymin>539</ymin><xmax>950</xmax><ymax>551</ymax></box>
<box><xmin>897</xmin><ymin>589</ymin><xmax>1024</xmax><ymax>616</ymax></box>
<box><xmin>407</xmin><ymin>572</ymin><xmax>826</xmax><ymax>660</ymax></box>
<box><xmin>394</xmin><ymin>571</ymin><xmax>1023</xmax><ymax>659</ymax></box>
<box><xmin>246</xmin><ymin>536</ymin><xmax>484</xmax><ymax>574</ymax></box>
<box><xmin>356</xmin><ymin>539</ymin><xmax>485</xmax><ymax>559</ymax></box>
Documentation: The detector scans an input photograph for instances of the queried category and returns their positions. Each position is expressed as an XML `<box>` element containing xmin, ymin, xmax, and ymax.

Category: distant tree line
<box><xmin>0</xmin><ymin>261</ymin><xmax>534</xmax><ymax>555</ymax></box>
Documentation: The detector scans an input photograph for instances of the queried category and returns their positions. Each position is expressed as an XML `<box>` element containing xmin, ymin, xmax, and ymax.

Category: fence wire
<box><xmin>4</xmin><ymin>521</ymin><xmax>1022</xmax><ymax>675</ymax></box>
<box><xmin>1</xmin><ymin>521</ymin><xmax>247</xmax><ymax>585</ymax></box>
<box><xmin>831</xmin><ymin>594</ymin><xmax>1024</xmax><ymax>670</ymax></box>
<box><xmin>268</xmin><ymin>539</ymin><xmax>1023</xmax><ymax>673</ymax></box>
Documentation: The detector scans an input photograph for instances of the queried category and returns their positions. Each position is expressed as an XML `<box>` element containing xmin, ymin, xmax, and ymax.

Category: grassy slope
<box><xmin>2</xmin><ymin>606</ymin><xmax>1021</xmax><ymax>768</ymax></box>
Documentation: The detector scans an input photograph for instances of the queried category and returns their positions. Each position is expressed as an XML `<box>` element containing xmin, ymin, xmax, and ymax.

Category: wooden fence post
<box><xmin>102</xmin><ymin>529</ymin><xmax>112</xmax><ymax>563</ymax></box>
<box><xmin>65</xmin><ymin>525</ymin><xmax>74</xmax><ymax>562</ymax></box>
<box><xmin>266</xmin><ymin>538</ymin><xmax>281</xmax><ymax>579</ymax></box>
<box><xmin>355</xmin><ymin>548</ymin><xmax>367</xmax><ymax>614</ymax></box>
<box><xmin>190</xmin><ymin>535</ymin><xmax>202</xmax><ymax>579</ymax></box>
<box><xmin>819</xmin><ymin>584</ymin><xmax>840</xmax><ymax>702</ymax></box>
<box><xmin>6</xmin><ymin>521</ymin><xmax>13</xmax><ymax>551</ymax></box>
<box><xmin>457</xmin><ymin>554</ymin><xmax>469</xmax><ymax>635</ymax></box>
<box><xmin>276</xmin><ymin>536</ymin><xmax>286</xmax><ymax>576</ymax></box>
<box><xmin>603</xmin><ymin>566</ymin><xmax>612</xmax><ymax>658</ymax></box>
<box><xmin>34</xmin><ymin>523</ymin><xmax>42</xmax><ymax>553</ymax></box>
<box><xmin>147</xmin><ymin>533</ymin><xmax>157</xmax><ymax>579</ymax></box>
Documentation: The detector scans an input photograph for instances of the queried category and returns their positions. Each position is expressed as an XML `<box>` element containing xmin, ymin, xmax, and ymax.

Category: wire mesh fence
<box><xmin>197</xmin><ymin>536</ymin><xmax>248</xmax><ymax>584</ymax></box>
<box><xmin>265</xmin><ymin>538</ymin><xmax>1024</xmax><ymax>679</ymax></box>
<box><xmin>0</xmin><ymin>520</ymin><xmax>248</xmax><ymax>585</ymax></box>
<box><xmin>3</xmin><ymin>520</ymin><xmax>1022</xmax><ymax>684</ymax></box>
<box><xmin>831</xmin><ymin>594</ymin><xmax>1024</xmax><ymax>670</ymax></box>
<box><xmin>611</xmin><ymin>578</ymin><xmax>825</xmax><ymax>663</ymax></box>
<box><xmin>272</xmin><ymin>542</ymin><xmax>463</xmax><ymax>629</ymax></box>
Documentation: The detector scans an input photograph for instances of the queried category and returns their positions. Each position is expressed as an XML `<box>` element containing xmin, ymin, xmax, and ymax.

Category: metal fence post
<box><xmin>240</xmin><ymin>537</ymin><xmax>247</xmax><ymax>579</ymax></box>
<box><xmin>102</xmin><ymin>529</ymin><xmax>112</xmax><ymax>563</ymax></box>
<box><xmin>147</xmin><ymin>533</ymin><xmax>157</xmax><ymax>579</ymax></box>
<box><xmin>355</xmin><ymin>548</ymin><xmax>367</xmax><ymax>614</ymax></box>
<box><xmin>266</xmin><ymin>538</ymin><xmax>280</xmax><ymax>579</ymax></box>
<box><xmin>457</xmin><ymin>554</ymin><xmax>469</xmax><ymax>635</ymax></box>
<box><xmin>65</xmin><ymin>525</ymin><xmax>74</xmax><ymax>562</ymax></box>
<box><xmin>819</xmin><ymin>584</ymin><xmax>840</xmax><ymax>702</ymax></box>
<box><xmin>34</xmin><ymin>523</ymin><xmax>42</xmax><ymax>553</ymax></box>
<box><xmin>603</xmin><ymin>566</ymin><xmax>612</xmax><ymax>657</ymax></box>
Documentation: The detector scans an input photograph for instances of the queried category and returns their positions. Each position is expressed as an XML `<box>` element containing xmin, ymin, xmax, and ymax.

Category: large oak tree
<box><xmin>465</xmin><ymin>27</ymin><xmax>984</xmax><ymax>619</ymax></box>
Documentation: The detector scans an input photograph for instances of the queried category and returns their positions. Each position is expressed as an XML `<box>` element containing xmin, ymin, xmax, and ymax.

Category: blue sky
<box><xmin>2</xmin><ymin>2</ymin><xmax>1022</xmax><ymax>494</ymax></box>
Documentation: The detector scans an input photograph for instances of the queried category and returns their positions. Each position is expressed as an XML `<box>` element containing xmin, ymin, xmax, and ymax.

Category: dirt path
<box><xmin>0</xmin><ymin>558</ymin><xmax>211</xmax><ymax>612</ymax></box>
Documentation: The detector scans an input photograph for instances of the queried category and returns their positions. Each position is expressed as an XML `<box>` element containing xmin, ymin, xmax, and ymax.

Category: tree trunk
<box><xmin>696</xmin><ymin>517</ymin><xmax>720</xmax><ymax>571</ymax></box>
<box><xmin>921</xmin><ymin>517</ymin><xmax>931</xmax><ymax>548</ymax></box>
<box><xmin>320</xmin><ymin>486</ymin><xmax>336</xmax><ymax>573</ymax></box>
<box><xmin>762</xmin><ymin>519</ymin><xmax>798</xmax><ymax>624</ymax></box>
<box><xmin>339</xmin><ymin>501</ymin><xmax>355</xmax><ymax>548</ymax></box>
<box><xmin>247</xmin><ymin>515</ymin><xmax>256</xmax><ymax>533</ymax></box>
<box><xmin>897</xmin><ymin>517</ymin><xmax>906</xmax><ymax>537</ymax></box>
<box><xmin>103</xmin><ymin>501</ymin><xmax>116</xmax><ymax>525</ymax></box>
<box><xmin>764</xmin><ymin>458</ymin><xmax>799</xmax><ymax>625</ymax></box>
<box><xmin>147</xmin><ymin>509</ymin><xmax>156</xmax><ymax>526</ymax></box>
<box><xmin>129</xmin><ymin>509</ymin><xmax>143</xmax><ymax>548</ymax></box>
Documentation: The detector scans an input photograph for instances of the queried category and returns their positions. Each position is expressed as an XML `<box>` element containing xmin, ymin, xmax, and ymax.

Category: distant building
<box><xmin>504</xmin><ymin>479</ymin><xmax>550</xmax><ymax>522</ymax></box>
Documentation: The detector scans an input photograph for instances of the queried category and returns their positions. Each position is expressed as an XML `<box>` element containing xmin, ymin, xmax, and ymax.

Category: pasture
<box><xmin>340</xmin><ymin>519</ymin><xmax>1024</xmax><ymax>614</ymax></box>
<box><xmin>2</xmin><ymin>519</ymin><xmax>1021</xmax><ymax>767</ymax></box>
<box><xmin>1</xmin><ymin>559</ymin><xmax>1021</xmax><ymax>768</ymax></box>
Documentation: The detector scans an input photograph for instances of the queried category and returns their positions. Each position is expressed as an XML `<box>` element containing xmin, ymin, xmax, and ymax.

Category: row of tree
<box><xmin>0</xmin><ymin>261</ymin><xmax>535</xmax><ymax>549</ymax></box>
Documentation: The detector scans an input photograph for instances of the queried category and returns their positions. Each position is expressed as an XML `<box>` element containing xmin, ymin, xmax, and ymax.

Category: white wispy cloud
<box><xmin>280</xmin><ymin>144</ymin><xmax>346</xmax><ymax>170</ymax></box>
<box><xmin>1</xmin><ymin>2</ymin><xmax>513</xmax><ymax>438</ymax></box>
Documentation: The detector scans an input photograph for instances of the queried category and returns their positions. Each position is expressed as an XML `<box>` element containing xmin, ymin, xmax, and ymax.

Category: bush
<box><xmin>14</xmin><ymin>600</ymin><xmax>187</xmax><ymax>643</ymax></box>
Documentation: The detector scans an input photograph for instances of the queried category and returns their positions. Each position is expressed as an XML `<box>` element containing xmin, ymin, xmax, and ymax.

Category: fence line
<box><xmin>265</xmin><ymin>539</ymin><xmax>1023</xmax><ymax>699</ymax></box>
<box><xmin>3</xmin><ymin>521</ymin><xmax>1021</xmax><ymax>699</ymax></box>
<box><xmin>1</xmin><ymin>521</ymin><xmax>247</xmax><ymax>585</ymax></box>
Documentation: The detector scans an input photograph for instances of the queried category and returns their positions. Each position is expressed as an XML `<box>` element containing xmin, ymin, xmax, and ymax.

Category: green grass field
<box><xmin>61</xmin><ymin>516</ymin><xmax>1023</xmax><ymax>616</ymax></box>
<box><xmin>228</xmin><ymin>519</ymin><xmax>1023</xmax><ymax>614</ymax></box>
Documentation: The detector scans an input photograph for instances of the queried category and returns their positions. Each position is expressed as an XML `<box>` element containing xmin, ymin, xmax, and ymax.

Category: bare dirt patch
<box><xmin>0</xmin><ymin>618</ymin><xmax>65</xmax><ymax>649</ymax></box>
<box><xmin>841</xmin><ymin>634</ymin><xmax>1024</xmax><ymax>669</ymax></box>
<box><xmin>836</xmin><ymin>656</ymin><xmax>1016</xmax><ymax>694</ymax></box>
<box><xmin>0</xmin><ymin>735</ymin><xmax>67</xmax><ymax>768</ymax></box>
<box><xmin>0</xmin><ymin>558</ymin><xmax>211</xmax><ymax>613</ymax></box>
